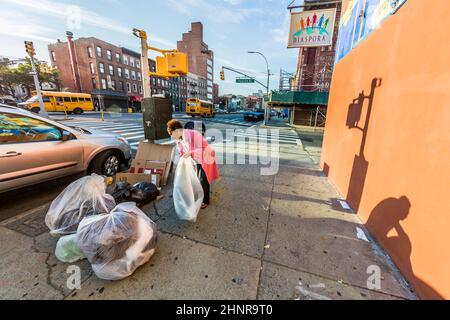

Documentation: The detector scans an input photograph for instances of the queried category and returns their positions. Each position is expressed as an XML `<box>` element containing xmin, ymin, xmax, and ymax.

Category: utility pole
<box><xmin>248</xmin><ymin>51</ymin><xmax>270</xmax><ymax>125</ymax></box>
<box><xmin>133</xmin><ymin>29</ymin><xmax>151</xmax><ymax>98</ymax></box>
<box><xmin>24</xmin><ymin>41</ymin><xmax>47</xmax><ymax>116</ymax></box>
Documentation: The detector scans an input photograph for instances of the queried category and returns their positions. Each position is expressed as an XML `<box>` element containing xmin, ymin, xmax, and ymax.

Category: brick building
<box><xmin>177</xmin><ymin>22</ymin><xmax>214</xmax><ymax>102</ymax></box>
<box><xmin>48</xmin><ymin>32</ymin><xmax>187</xmax><ymax>111</ymax></box>
<box><xmin>292</xmin><ymin>0</ymin><xmax>342</xmax><ymax>92</ymax></box>
<box><xmin>186</xmin><ymin>72</ymin><xmax>207</xmax><ymax>101</ymax></box>
<box><xmin>212</xmin><ymin>83</ymin><xmax>219</xmax><ymax>104</ymax></box>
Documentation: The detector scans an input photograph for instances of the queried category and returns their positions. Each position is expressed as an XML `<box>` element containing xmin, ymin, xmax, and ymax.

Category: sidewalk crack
<box><xmin>255</xmin><ymin>173</ymin><xmax>275</xmax><ymax>299</ymax></box>
<box><xmin>31</xmin><ymin>236</ymin><xmax>66</xmax><ymax>297</ymax></box>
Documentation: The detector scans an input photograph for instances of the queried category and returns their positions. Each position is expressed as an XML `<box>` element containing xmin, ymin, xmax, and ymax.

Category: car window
<box><xmin>63</xmin><ymin>97</ymin><xmax>71</xmax><ymax>102</ymax></box>
<box><xmin>0</xmin><ymin>112</ymin><xmax>62</xmax><ymax>144</ymax></box>
<box><xmin>71</xmin><ymin>97</ymin><xmax>78</xmax><ymax>102</ymax></box>
<box><xmin>42</xmin><ymin>96</ymin><xmax>51</xmax><ymax>103</ymax></box>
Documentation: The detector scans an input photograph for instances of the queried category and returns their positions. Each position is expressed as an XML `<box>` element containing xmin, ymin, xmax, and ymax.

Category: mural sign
<box><xmin>288</xmin><ymin>8</ymin><xmax>337</xmax><ymax>48</ymax></box>
<box><xmin>335</xmin><ymin>0</ymin><xmax>407</xmax><ymax>64</ymax></box>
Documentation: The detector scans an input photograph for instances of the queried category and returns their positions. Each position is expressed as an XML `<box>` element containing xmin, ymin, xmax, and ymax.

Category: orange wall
<box><xmin>321</xmin><ymin>0</ymin><xmax>450</xmax><ymax>299</ymax></box>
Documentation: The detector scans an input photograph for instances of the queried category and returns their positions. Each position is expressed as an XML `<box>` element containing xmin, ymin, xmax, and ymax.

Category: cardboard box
<box><xmin>115</xmin><ymin>172</ymin><xmax>160</xmax><ymax>187</ymax></box>
<box><xmin>134</xmin><ymin>141</ymin><xmax>175</xmax><ymax>186</ymax></box>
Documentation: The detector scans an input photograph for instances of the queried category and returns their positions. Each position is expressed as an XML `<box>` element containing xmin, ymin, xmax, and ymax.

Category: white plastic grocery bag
<box><xmin>45</xmin><ymin>174</ymin><xmax>116</xmax><ymax>237</ymax></box>
<box><xmin>173</xmin><ymin>157</ymin><xmax>204</xmax><ymax>222</ymax></box>
<box><xmin>55</xmin><ymin>234</ymin><xmax>85</xmax><ymax>263</ymax></box>
<box><xmin>76</xmin><ymin>202</ymin><xmax>157</xmax><ymax>281</ymax></box>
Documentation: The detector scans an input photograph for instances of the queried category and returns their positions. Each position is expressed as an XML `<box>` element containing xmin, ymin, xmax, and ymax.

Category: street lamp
<box><xmin>248</xmin><ymin>51</ymin><xmax>270</xmax><ymax>125</ymax></box>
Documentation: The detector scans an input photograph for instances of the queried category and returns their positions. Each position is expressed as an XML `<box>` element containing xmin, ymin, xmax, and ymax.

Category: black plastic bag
<box><xmin>130</xmin><ymin>182</ymin><xmax>159</xmax><ymax>206</ymax></box>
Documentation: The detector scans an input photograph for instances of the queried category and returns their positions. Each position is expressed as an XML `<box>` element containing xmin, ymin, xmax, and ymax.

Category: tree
<box><xmin>0</xmin><ymin>57</ymin><xmax>61</xmax><ymax>99</ymax></box>
<box><xmin>0</xmin><ymin>64</ymin><xmax>20</xmax><ymax>98</ymax></box>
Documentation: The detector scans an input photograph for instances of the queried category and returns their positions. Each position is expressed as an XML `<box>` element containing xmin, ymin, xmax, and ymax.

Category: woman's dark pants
<box><xmin>196</xmin><ymin>164</ymin><xmax>210</xmax><ymax>205</ymax></box>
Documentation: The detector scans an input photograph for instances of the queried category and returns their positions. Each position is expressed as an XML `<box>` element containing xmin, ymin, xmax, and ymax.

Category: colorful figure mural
<box><xmin>288</xmin><ymin>8</ymin><xmax>337</xmax><ymax>48</ymax></box>
<box><xmin>335</xmin><ymin>0</ymin><xmax>407</xmax><ymax>64</ymax></box>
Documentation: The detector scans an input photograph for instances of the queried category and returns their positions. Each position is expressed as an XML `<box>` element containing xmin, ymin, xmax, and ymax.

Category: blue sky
<box><xmin>0</xmin><ymin>0</ymin><xmax>302</xmax><ymax>95</ymax></box>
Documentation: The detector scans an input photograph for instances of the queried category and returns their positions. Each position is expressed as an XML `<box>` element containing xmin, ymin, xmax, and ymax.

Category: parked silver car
<box><xmin>0</xmin><ymin>105</ymin><xmax>131</xmax><ymax>193</ymax></box>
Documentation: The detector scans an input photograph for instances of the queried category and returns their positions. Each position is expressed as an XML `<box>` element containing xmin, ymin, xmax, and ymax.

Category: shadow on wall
<box><xmin>345</xmin><ymin>78</ymin><xmax>381</xmax><ymax>213</ymax></box>
<box><xmin>366</xmin><ymin>197</ymin><xmax>443</xmax><ymax>299</ymax></box>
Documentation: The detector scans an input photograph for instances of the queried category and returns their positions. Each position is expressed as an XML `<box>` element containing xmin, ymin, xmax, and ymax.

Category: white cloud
<box><xmin>270</xmin><ymin>11</ymin><xmax>291</xmax><ymax>45</ymax></box>
<box><xmin>1</xmin><ymin>0</ymin><xmax>174</xmax><ymax>48</ymax></box>
<box><xmin>166</xmin><ymin>0</ymin><xmax>264</xmax><ymax>25</ymax></box>
<box><xmin>0</xmin><ymin>9</ymin><xmax>56</xmax><ymax>43</ymax></box>
<box><xmin>223</xmin><ymin>0</ymin><xmax>243</xmax><ymax>5</ymax></box>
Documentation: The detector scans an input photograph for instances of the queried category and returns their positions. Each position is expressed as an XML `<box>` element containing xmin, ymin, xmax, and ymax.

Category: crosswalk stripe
<box><xmin>234</xmin><ymin>134</ymin><xmax>297</xmax><ymax>144</ymax></box>
<box><xmin>118</xmin><ymin>131</ymin><xmax>144</xmax><ymax>137</ymax></box>
<box><xmin>123</xmin><ymin>134</ymin><xmax>145</xmax><ymax>140</ymax></box>
<box><xmin>111</xmin><ymin>128</ymin><xmax>143</xmax><ymax>134</ymax></box>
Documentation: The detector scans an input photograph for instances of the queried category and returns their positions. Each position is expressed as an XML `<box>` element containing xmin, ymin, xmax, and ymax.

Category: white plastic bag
<box><xmin>55</xmin><ymin>234</ymin><xmax>85</xmax><ymax>263</ymax></box>
<box><xmin>76</xmin><ymin>202</ymin><xmax>157</xmax><ymax>281</ymax></box>
<box><xmin>45</xmin><ymin>174</ymin><xmax>116</xmax><ymax>237</ymax></box>
<box><xmin>173</xmin><ymin>157</ymin><xmax>204</xmax><ymax>222</ymax></box>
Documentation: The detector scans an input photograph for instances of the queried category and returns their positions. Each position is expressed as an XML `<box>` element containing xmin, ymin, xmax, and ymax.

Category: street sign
<box><xmin>236</xmin><ymin>77</ymin><xmax>255</xmax><ymax>83</ymax></box>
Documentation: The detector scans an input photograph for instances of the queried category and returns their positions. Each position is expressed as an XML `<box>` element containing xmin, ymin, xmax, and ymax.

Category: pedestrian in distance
<box><xmin>167</xmin><ymin>119</ymin><xmax>219</xmax><ymax>209</ymax></box>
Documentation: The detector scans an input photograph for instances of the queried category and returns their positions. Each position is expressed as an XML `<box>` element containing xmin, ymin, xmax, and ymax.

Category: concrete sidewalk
<box><xmin>0</xmin><ymin>132</ymin><xmax>417</xmax><ymax>300</ymax></box>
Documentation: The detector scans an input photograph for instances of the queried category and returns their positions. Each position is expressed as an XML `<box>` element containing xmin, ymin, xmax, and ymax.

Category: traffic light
<box><xmin>220</xmin><ymin>70</ymin><xmax>225</xmax><ymax>81</ymax></box>
<box><xmin>24</xmin><ymin>41</ymin><xmax>35</xmax><ymax>56</ymax></box>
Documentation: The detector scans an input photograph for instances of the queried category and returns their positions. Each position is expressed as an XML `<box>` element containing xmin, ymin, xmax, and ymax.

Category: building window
<box><xmin>130</xmin><ymin>58</ymin><xmax>135</xmax><ymax>67</ymax></box>
<box><xmin>110</xmin><ymin>80</ymin><xmax>116</xmax><ymax>91</ymax></box>
<box><xmin>157</xmin><ymin>79</ymin><xmax>161</xmax><ymax>86</ymax></box>
<box><xmin>119</xmin><ymin>81</ymin><xmax>124</xmax><ymax>91</ymax></box>
<box><xmin>99</xmin><ymin>62</ymin><xmax>105</xmax><ymax>74</ymax></box>
<box><xmin>132</xmin><ymin>83</ymin><xmax>137</xmax><ymax>92</ymax></box>
<box><xmin>90</xmin><ymin>63</ymin><xmax>95</xmax><ymax>74</ymax></box>
<box><xmin>207</xmin><ymin>59</ymin><xmax>213</xmax><ymax>67</ymax></box>
<box><xmin>123</xmin><ymin>55</ymin><xmax>128</xmax><ymax>65</ymax></box>
<box><xmin>131</xmin><ymin>70</ymin><xmax>136</xmax><ymax>80</ymax></box>
<box><xmin>126</xmin><ymin>82</ymin><xmax>131</xmax><ymax>93</ymax></box>
<box><xmin>117</xmin><ymin>67</ymin><xmax>122</xmax><ymax>78</ymax></box>
<box><xmin>139</xmin><ymin>85</ymin><xmax>142</xmax><ymax>94</ymax></box>
<box><xmin>115</xmin><ymin>53</ymin><xmax>121</xmax><ymax>63</ymax></box>
<box><xmin>107</xmin><ymin>50</ymin><xmax>112</xmax><ymax>60</ymax></box>
<box><xmin>92</xmin><ymin>78</ymin><xmax>97</xmax><ymax>89</ymax></box>
<box><xmin>101</xmin><ymin>78</ymin><xmax>107</xmax><ymax>89</ymax></box>
<box><xmin>137</xmin><ymin>72</ymin><xmax>141</xmax><ymax>81</ymax></box>
<box><xmin>96</xmin><ymin>46</ymin><xmax>102</xmax><ymax>57</ymax></box>
<box><xmin>51</xmin><ymin>51</ymin><xmax>56</xmax><ymax>62</ymax></box>
<box><xmin>152</xmin><ymin>78</ymin><xmax>156</xmax><ymax>85</ymax></box>
<box><xmin>88</xmin><ymin>47</ymin><xmax>93</xmax><ymax>58</ymax></box>
<box><xmin>136</xmin><ymin>60</ymin><xmax>140</xmax><ymax>68</ymax></box>
<box><xmin>125</xmin><ymin>68</ymin><xmax>130</xmax><ymax>79</ymax></box>
<box><xmin>109</xmin><ymin>65</ymin><xmax>114</xmax><ymax>76</ymax></box>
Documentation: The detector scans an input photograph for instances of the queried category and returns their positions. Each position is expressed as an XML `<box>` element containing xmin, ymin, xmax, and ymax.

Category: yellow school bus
<box><xmin>186</xmin><ymin>98</ymin><xmax>215</xmax><ymax>117</ymax></box>
<box><xmin>22</xmin><ymin>91</ymin><xmax>94</xmax><ymax>114</ymax></box>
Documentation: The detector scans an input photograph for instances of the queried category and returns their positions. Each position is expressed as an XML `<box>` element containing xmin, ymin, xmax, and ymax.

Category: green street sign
<box><xmin>236</xmin><ymin>77</ymin><xmax>255</xmax><ymax>83</ymax></box>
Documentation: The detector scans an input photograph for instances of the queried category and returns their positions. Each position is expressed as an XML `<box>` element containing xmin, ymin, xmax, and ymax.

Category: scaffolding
<box><xmin>279</xmin><ymin>69</ymin><xmax>295</xmax><ymax>91</ymax></box>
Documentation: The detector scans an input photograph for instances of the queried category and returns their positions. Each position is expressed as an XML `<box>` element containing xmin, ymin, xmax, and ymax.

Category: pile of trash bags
<box><xmin>45</xmin><ymin>174</ymin><xmax>158</xmax><ymax>280</ymax></box>
<box><xmin>173</xmin><ymin>157</ymin><xmax>204</xmax><ymax>222</ymax></box>
<box><xmin>77</xmin><ymin>202</ymin><xmax>157</xmax><ymax>280</ymax></box>
<box><xmin>111</xmin><ymin>181</ymin><xmax>159</xmax><ymax>207</ymax></box>
<box><xmin>45</xmin><ymin>174</ymin><xmax>116</xmax><ymax>237</ymax></box>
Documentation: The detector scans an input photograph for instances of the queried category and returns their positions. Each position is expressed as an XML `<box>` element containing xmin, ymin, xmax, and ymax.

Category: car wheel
<box><xmin>73</xmin><ymin>108</ymin><xmax>83</xmax><ymax>115</ymax></box>
<box><xmin>31</xmin><ymin>107</ymin><xmax>40</xmax><ymax>113</ymax></box>
<box><xmin>91</xmin><ymin>150</ymin><xmax>121</xmax><ymax>176</ymax></box>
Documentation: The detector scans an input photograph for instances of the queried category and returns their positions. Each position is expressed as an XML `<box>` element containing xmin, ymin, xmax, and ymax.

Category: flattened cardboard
<box><xmin>115</xmin><ymin>172</ymin><xmax>160</xmax><ymax>187</ymax></box>
<box><xmin>134</xmin><ymin>141</ymin><xmax>175</xmax><ymax>185</ymax></box>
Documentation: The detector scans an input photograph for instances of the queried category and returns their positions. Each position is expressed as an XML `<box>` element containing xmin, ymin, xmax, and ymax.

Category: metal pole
<box><xmin>29</xmin><ymin>56</ymin><xmax>47</xmax><ymax>116</ymax></box>
<box><xmin>314</xmin><ymin>106</ymin><xmax>319</xmax><ymax>130</ymax></box>
<box><xmin>248</xmin><ymin>51</ymin><xmax>270</xmax><ymax>125</ymax></box>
